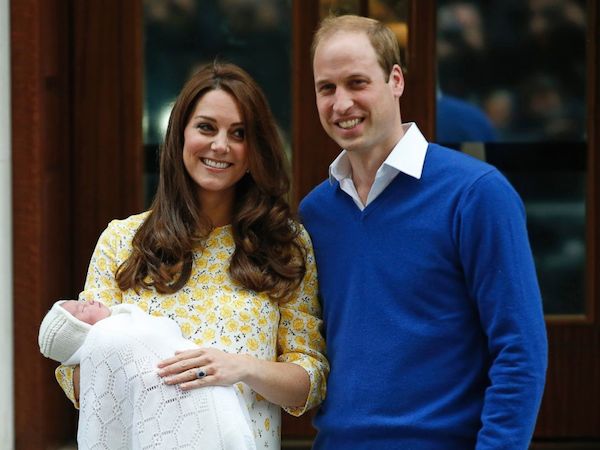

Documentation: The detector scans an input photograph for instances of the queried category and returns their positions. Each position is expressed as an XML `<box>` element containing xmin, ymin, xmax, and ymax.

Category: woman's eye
<box><xmin>196</xmin><ymin>123</ymin><xmax>214</xmax><ymax>132</ymax></box>
<box><xmin>231</xmin><ymin>128</ymin><xmax>245</xmax><ymax>140</ymax></box>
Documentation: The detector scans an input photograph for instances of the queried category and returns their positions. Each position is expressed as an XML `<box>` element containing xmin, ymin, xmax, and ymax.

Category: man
<box><xmin>299</xmin><ymin>15</ymin><xmax>547</xmax><ymax>449</ymax></box>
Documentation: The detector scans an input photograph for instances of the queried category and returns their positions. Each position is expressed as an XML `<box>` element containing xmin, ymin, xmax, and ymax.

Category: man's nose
<box><xmin>333</xmin><ymin>89</ymin><xmax>353</xmax><ymax>114</ymax></box>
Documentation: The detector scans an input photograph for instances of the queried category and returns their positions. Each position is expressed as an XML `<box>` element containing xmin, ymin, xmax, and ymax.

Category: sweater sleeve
<box><xmin>277</xmin><ymin>226</ymin><xmax>329</xmax><ymax>416</ymax></box>
<box><xmin>456</xmin><ymin>170</ymin><xmax>548</xmax><ymax>449</ymax></box>
<box><xmin>55</xmin><ymin>220</ymin><xmax>126</xmax><ymax>407</ymax></box>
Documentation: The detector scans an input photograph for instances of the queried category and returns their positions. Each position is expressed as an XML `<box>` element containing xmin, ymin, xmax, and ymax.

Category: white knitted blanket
<box><xmin>74</xmin><ymin>304</ymin><xmax>256</xmax><ymax>450</ymax></box>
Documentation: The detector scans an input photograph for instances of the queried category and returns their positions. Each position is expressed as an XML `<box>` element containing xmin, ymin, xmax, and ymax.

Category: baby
<box><xmin>39</xmin><ymin>300</ymin><xmax>256</xmax><ymax>450</ymax></box>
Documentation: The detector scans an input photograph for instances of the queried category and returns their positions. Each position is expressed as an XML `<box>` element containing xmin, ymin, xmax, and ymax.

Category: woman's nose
<box><xmin>211</xmin><ymin>133</ymin><xmax>230</xmax><ymax>153</ymax></box>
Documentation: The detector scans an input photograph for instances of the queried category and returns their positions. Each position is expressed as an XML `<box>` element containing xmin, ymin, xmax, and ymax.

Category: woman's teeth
<box><xmin>202</xmin><ymin>158</ymin><xmax>230</xmax><ymax>169</ymax></box>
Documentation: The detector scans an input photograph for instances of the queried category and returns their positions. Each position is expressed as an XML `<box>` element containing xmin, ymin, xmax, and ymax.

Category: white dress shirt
<box><xmin>328</xmin><ymin>122</ymin><xmax>429</xmax><ymax>210</ymax></box>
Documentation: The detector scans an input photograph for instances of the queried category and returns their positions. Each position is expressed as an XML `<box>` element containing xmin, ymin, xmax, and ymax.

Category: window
<box><xmin>436</xmin><ymin>0</ymin><xmax>588</xmax><ymax>314</ymax></box>
<box><xmin>143</xmin><ymin>0</ymin><xmax>292</xmax><ymax>206</ymax></box>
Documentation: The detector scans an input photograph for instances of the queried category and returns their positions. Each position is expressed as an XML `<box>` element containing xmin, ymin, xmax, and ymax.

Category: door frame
<box><xmin>11</xmin><ymin>0</ymin><xmax>143</xmax><ymax>447</ymax></box>
<box><xmin>11</xmin><ymin>0</ymin><xmax>600</xmax><ymax>446</ymax></box>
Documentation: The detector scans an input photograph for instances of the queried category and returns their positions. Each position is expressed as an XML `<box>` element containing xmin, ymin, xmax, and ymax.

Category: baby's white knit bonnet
<box><xmin>38</xmin><ymin>300</ymin><xmax>92</xmax><ymax>364</ymax></box>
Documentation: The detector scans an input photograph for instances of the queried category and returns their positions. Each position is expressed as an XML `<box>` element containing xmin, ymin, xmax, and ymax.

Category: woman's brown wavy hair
<box><xmin>116</xmin><ymin>62</ymin><xmax>306</xmax><ymax>300</ymax></box>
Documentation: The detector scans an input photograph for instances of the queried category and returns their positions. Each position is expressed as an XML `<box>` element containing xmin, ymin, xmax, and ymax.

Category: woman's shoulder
<box><xmin>101</xmin><ymin>211</ymin><xmax>151</xmax><ymax>241</ymax></box>
<box><xmin>107</xmin><ymin>211</ymin><xmax>150</xmax><ymax>231</ymax></box>
<box><xmin>289</xmin><ymin>220</ymin><xmax>313</xmax><ymax>248</ymax></box>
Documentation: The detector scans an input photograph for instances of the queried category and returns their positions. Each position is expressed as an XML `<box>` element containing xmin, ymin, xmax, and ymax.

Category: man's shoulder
<box><xmin>425</xmin><ymin>144</ymin><xmax>499</xmax><ymax>182</ymax></box>
<box><xmin>426</xmin><ymin>144</ymin><xmax>522</xmax><ymax>210</ymax></box>
<box><xmin>299</xmin><ymin>179</ymin><xmax>336</xmax><ymax>210</ymax></box>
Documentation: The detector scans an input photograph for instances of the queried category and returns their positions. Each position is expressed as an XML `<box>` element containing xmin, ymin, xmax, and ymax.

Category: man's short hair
<box><xmin>311</xmin><ymin>14</ymin><xmax>401</xmax><ymax>78</ymax></box>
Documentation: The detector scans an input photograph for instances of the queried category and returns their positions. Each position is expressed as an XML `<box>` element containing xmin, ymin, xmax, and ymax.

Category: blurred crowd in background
<box><xmin>437</xmin><ymin>0</ymin><xmax>586</xmax><ymax>143</ymax></box>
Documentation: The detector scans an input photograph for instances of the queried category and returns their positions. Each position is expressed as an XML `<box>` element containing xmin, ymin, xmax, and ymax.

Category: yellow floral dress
<box><xmin>56</xmin><ymin>212</ymin><xmax>328</xmax><ymax>449</ymax></box>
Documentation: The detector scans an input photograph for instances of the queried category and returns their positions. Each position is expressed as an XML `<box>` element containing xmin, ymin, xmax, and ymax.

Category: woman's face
<box><xmin>182</xmin><ymin>89</ymin><xmax>249</xmax><ymax>205</ymax></box>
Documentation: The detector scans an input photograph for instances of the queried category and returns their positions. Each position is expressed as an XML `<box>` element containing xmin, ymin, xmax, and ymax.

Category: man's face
<box><xmin>61</xmin><ymin>299</ymin><xmax>111</xmax><ymax>325</ymax></box>
<box><xmin>313</xmin><ymin>31</ymin><xmax>404</xmax><ymax>158</ymax></box>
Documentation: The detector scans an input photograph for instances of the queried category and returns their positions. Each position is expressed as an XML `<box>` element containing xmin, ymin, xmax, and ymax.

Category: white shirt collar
<box><xmin>328</xmin><ymin>122</ymin><xmax>428</xmax><ymax>184</ymax></box>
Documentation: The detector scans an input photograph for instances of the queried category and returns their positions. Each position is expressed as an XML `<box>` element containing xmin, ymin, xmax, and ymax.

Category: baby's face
<box><xmin>61</xmin><ymin>299</ymin><xmax>111</xmax><ymax>325</ymax></box>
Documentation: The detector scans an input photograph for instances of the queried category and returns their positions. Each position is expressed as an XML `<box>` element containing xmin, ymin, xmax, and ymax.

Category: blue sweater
<box><xmin>300</xmin><ymin>145</ymin><xmax>547</xmax><ymax>450</ymax></box>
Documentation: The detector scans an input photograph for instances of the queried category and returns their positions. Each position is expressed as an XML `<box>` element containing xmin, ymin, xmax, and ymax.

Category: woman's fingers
<box><xmin>180</xmin><ymin>376</ymin><xmax>211</xmax><ymax>390</ymax></box>
<box><xmin>157</xmin><ymin>348</ymin><xmax>247</xmax><ymax>390</ymax></box>
<box><xmin>157</xmin><ymin>348</ymin><xmax>203</xmax><ymax>369</ymax></box>
<box><xmin>157</xmin><ymin>348</ymin><xmax>216</xmax><ymax>383</ymax></box>
<box><xmin>177</xmin><ymin>367</ymin><xmax>216</xmax><ymax>390</ymax></box>
<box><xmin>157</xmin><ymin>359</ymin><xmax>199</xmax><ymax>377</ymax></box>
<box><xmin>162</xmin><ymin>366</ymin><xmax>211</xmax><ymax>385</ymax></box>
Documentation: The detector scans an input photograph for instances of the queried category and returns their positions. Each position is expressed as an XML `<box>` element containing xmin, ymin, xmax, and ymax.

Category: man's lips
<box><xmin>336</xmin><ymin>118</ymin><xmax>363</xmax><ymax>129</ymax></box>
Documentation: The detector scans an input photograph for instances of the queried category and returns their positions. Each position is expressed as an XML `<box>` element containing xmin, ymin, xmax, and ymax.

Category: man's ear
<box><xmin>388</xmin><ymin>64</ymin><xmax>404</xmax><ymax>98</ymax></box>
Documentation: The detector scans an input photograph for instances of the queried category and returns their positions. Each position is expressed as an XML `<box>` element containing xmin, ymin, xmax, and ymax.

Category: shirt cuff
<box><xmin>279</xmin><ymin>354</ymin><xmax>326</xmax><ymax>417</ymax></box>
<box><xmin>55</xmin><ymin>364</ymin><xmax>80</xmax><ymax>409</ymax></box>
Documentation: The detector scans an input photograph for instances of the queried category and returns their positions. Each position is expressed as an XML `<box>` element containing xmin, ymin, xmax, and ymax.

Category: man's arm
<box><xmin>457</xmin><ymin>170</ymin><xmax>548</xmax><ymax>449</ymax></box>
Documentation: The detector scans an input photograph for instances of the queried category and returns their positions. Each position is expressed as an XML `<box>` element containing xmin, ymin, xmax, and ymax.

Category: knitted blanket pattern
<box><xmin>76</xmin><ymin>308</ymin><xmax>256</xmax><ymax>450</ymax></box>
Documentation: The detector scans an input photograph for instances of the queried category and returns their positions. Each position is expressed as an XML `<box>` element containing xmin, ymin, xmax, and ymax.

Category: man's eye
<box><xmin>350</xmin><ymin>79</ymin><xmax>367</xmax><ymax>88</ymax></box>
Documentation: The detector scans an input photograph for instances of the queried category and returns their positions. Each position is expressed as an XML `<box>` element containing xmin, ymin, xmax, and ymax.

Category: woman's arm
<box><xmin>158</xmin><ymin>226</ymin><xmax>328</xmax><ymax>412</ymax></box>
<box><xmin>273</xmin><ymin>227</ymin><xmax>329</xmax><ymax>415</ymax></box>
<box><xmin>241</xmin><ymin>356</ymin><xmax>310</xmax><ymax>406</ymax></box>
<box><xmin>55</xmin><ymin>365</ymin><xmax>79</xmax><ymax>407</ymax></box>
<box><xmin>158</xmin><ymin>348</ymin><xmax>310</xmax><ymax>407</ymax></box>
<box><xmin>73</xmin><ymin>365</ymin><xmax>80</xmax><ymax>402</ymax></box>
<box><xmin>54</xmin><ymin>219</ymin><xmax>127</xmax><ymax>406</ymax></box>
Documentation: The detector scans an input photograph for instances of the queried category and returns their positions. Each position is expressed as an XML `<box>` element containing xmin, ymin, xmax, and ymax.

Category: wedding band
<box><xmin>196</xmin><ymin>368</ymin><xmax>206</xmax><ymax>379</ymax></box>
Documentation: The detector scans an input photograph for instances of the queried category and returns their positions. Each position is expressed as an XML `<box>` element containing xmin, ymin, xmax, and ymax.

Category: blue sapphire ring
<box><xmin>196</xmin><ymin>368</ymin><xmax>206</xmax><ymax>379</ymax></box>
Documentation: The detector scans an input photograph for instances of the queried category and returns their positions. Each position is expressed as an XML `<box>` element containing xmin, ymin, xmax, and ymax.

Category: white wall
<box><xmin>0</xmin><ymin>0</ymin><xmax>14</xmax><ymax>447</ymax></box>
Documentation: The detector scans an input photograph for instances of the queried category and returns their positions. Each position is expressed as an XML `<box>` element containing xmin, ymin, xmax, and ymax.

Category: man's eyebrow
<box><xmin>315</xmin><ymin>79</ymin><xmax>332</xmax><ymax>88</ymax></box>
<box><xmin>346</xmin><ymin>72</ymin><xmax>370</xmax><ymax>79</ymax></box>
<box><xmin>316</xmin><ymin>72</ymin><xmax>369</xmax><ymax>83</ymax></box>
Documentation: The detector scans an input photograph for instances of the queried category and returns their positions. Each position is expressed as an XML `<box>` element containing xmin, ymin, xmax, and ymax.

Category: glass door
<box><xmin>435</xmin><ymin>0</ymin><xmax>600</xmax><ymax>442</ymax></box>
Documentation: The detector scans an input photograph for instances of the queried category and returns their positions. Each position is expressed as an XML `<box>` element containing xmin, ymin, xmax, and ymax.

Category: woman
<box><xmin>55</xmin><ymin>62</ymin><xmax>328</xmax><ymax>448</ymax></box>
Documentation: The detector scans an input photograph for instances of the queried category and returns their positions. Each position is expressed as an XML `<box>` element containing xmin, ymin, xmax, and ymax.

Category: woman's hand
<box><xmin>156</xmin><ymin>348</ymin><xmax>310</xmax><ymax>407</ymax></box>
<box><xmin>157</xmin><ymin>348</ymin><xmax>250</xmax><ymax>391</ymax></box>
